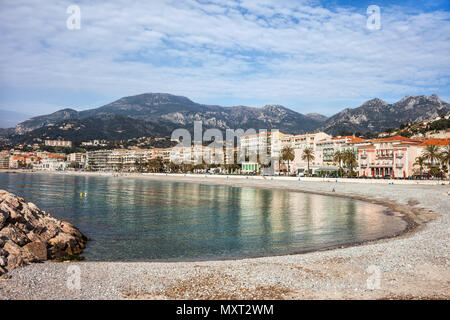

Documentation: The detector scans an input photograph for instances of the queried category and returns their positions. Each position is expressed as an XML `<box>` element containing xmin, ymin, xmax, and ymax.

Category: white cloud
<box><xmin>0</xmin><ymin>0</ymin><xmax>449</xmax><ymax>115</ymax></box>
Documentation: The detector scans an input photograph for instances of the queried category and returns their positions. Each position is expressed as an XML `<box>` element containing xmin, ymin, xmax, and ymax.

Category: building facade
<box><xmin>44</xmin><ymin>140</ymin><xmax>73</xmax><ymax>148</ymax></box>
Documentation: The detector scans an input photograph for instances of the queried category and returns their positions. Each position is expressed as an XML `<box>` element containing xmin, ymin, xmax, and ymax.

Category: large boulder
<box><xmin>0</xmin><ymin>190</ymin><xmax>89</xmax><ymax>276</ymax></box>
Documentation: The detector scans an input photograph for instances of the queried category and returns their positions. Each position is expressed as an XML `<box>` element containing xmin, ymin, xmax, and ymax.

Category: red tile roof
<box><xmin>417</xmin><ymin>138</ymin><xmax>450</xmax><ymax>146</ymax></box>
<box><xmin>371</xmin><ymin>135</ymin><xmax>421</xmax><ymax>143</ymax></box>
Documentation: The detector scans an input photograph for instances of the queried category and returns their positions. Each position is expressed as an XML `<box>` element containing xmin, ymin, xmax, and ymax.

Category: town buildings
<box><xmin>0</xmin><ymin>151</ymin><xmax>9</xmax><ymax>169</ymax></box>
<box><xmin>358</xmin><ymin>136</ymin><xmax>450</xmax><ymax>178</ymax></box>
<box><xmin>44</xmin><ymin>140</ymin><xmax>73</xmax><ymax>148</ymax></box>
<box><xmin>1</xmin><ymin>130</ymin><xmax>449</xmax><ymax>177</ymax></box>
<box><xmin>68</xmin><ymin>152</ymin><xmax>87</xmax><ymax>164</ymax></box>
<box><xmin>290</xmin><ymin>132</ymin><xmax>333</xmax><ymax>174</ymax></box>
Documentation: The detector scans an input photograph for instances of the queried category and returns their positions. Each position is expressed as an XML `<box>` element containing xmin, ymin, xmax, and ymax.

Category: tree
<box><xmin>147</xmin><ymin>159</ymin><xmax>162</xmax><ymax>172</ymax></box>
<box><xmin>439</xmin><ymin>145</ymin><xmax>450</xmax><ymax>178</ymax></box>
<box><xmin>117</xmin><ymin>157</ymin><xmax>124</xmax><ymax>172</ymax></box>
<box><xmin>301</xmin><ymin>147</ymin><xmax>315</xmax><ymax>176</ymax></box>
<box><xmin>69</xmin><ymin>161</ymin><xmax>80</xmax><ymax>169</ymax></box>
<box><xmin>333</xmin><ymin>150</ymin><xmax>345</xmax><ymax>177</ymax></box>
<box><xmin>281</xmin><ymin>146</ymin><xmax>295</xmax><ymax>175</ymax></box>
<box><xmin>135</xmin><ymin>159</ymin><xmax>144</xmax><ymax>172</ymax></box>
<box><xmin>422</xmin><ymin>145</ymin><xmax>441</xmax><ymax>169</ymax></box>
<box><xmin>413</xmin><ymin>156</ymin><xmax>426</xmax><ymax>175</ymax></box>
<box><xmin>343</xmin><ymin>149</ymin><xmax>358</xmax><ymax>176</ymax></box>
<box><xmin>169</xmin><ymin>162</ymin><xmax>179</xmax><ymax>173</ymax></box>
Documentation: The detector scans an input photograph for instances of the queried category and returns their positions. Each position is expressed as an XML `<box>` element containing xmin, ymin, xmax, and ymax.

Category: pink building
<box><xmin>358</xmin><ymin>136</ymin><xmax>449</xmax><ymax>178</ymax></box>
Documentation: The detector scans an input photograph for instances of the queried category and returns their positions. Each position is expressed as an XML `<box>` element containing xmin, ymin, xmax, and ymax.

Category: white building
<box><xmin>44</xmin><ymin>140</ymin><xmax>72</xmax><ymax>148</ymax></box>
<box><xmin>67</xmin><ymin>153</ymin><xmax>87</xmax><ymax>167</ymax></box>
<box><xmin>33</xmin><ymin>158</ymin><xmax>68</xmax><ymax>171</ymax></box>
<box><xmin>290</xmin><ymin>132</ymin><xmax>332</xmax><ymax>174</ymax></box>
<box><xmin>239</xmin><ymin>131</ymin><xmax>289</xmax><ymax>173</ymax></box>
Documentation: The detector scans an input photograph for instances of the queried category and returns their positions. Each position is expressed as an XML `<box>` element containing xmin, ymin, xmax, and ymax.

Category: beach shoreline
<box><xmin>0</xmin><ymin>170</ymin><xmax>449</xmax><ymax>299</ymax></box>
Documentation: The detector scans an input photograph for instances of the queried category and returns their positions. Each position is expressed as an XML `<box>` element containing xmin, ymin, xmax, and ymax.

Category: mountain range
<box><xmin>321</xmin><ymin>94</ymin><xmax>449</xmax><ymax>135</ymax></box>
<box><xmin>2</xmin><ymin>93</ymin><xmax>449</xmax><ymax>143</ymax></box>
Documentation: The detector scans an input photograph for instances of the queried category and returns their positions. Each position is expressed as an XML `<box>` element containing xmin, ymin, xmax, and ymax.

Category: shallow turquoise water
<box><xmin>0</xmin><ymin>173</ymin><xmax>407</xmax><ymax>261</ymax></box>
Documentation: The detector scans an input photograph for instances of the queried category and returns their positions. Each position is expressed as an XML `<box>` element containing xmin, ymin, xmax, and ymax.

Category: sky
<box><xmin>0</xmin><ymin>0</ymin><xmax>449</xmax><ymax>117</ymax></box>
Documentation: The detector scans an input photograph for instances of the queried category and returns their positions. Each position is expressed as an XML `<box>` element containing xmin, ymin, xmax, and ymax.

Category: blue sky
<box><xmin>0</xmin><ymin>0</ymin><xmax>449</xmax><ymax>117</ymax></box>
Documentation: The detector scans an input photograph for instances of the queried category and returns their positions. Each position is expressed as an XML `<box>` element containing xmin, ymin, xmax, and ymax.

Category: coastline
<box><xmin>0</xmin><ymin>170</ymin><xmax>449</xmax><ymax>299</ymax></box>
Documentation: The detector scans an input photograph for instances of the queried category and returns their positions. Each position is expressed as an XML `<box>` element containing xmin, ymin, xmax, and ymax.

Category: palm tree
<box><xmin>301</xmin><ymin>147</ymin><xmax>315</xmax><ymax>176</ymax></box>
<box><xmin>439</xmin><ymin>145</ymin><xmax>450</xmax><ymax>178</ymax></box>
<box><xmin>281</xmin><ymin>146</ymin><xmax>295</xmax><ymax>175</ymax></box>
<box><xmin>147</xmin><ymin>159</ymin><xmax>162</xmax><ymax>172</ymax></box>
<box><xmin>343</xmin><ymin>149</ymin><xmax>358</xmax><ymax>177</ymax></box>
<box><xmin>333</xmin><ymin>150</ymin><xmax>345</xmax><ymax>177</ymax></box>
<box><xmin>422</xmin><ymin>145</ymin><xmax>441</xmax><ymax>169</ymax></box>
<box><xmin>413</xmin><ymin>156</ymin><xmax>426</xmax><ymax>175</ymax></box>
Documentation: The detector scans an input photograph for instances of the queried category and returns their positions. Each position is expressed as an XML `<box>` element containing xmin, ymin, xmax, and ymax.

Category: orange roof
<box><xmin>417</xmin><ymin>138</ymin><xmax>450</xmax><ymax>146</ymax></box>
<box><xmin>318</xmin><ymin>136</ymin><xmax>365</xmax><ymax>143</ymax></box>
<box><xmin>347</xmin><ymin>137</ymin><xmax>367</xmax><ymax>143</ymax></box>
<box><xmin>393</xmin><ymin>142</ymin><xmax>421</xmax><ymax>146</ymax></box>
<box><xmin>371</xmin><ymin>135</ymin><xmax>421</xmax><ymax>143</ymax></box>
<box><xmin>13</xmin><ymin>155</ymin><xmax>38</xmax><ymax>160</ymax></box>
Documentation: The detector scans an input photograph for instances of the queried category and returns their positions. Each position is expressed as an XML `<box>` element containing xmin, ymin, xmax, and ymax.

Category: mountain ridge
<box><xmin>320</xmin><ymin>94</ymin><xmax>449</xmax><ymax>135</ymax></box>
<box><xmin>3</xmin><ymin>93</ymin><xmax>449</xmax><ymax>143</ymax></box>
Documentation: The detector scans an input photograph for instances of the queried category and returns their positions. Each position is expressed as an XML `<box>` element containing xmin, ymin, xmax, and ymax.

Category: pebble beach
<box><xmin>0</xmin><ymin>172</ymin><xmax>449</xmax><ymax>300</ymax></box>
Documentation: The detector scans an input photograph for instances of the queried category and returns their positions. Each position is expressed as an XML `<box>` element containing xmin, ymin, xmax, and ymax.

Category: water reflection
<box><xmin>0</xmin><ymin>173</ymin><xmax>407</xmax><ymax>261</ymax></box>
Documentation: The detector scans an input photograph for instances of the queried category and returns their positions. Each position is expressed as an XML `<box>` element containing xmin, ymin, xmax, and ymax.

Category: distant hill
<box><xmin>14</xmin><ymin>108</ymin><xmax>79</xmax><ymax>134</ymax></box>
<box><xmin>320</xmin><ymin>95</ymin><xmax>450</xmax><ymax>135</ymax></box>
<box><xmin>3</xmin><ymin>93</ymin><xmax>449</xmax><ymax>143</ymax></box>
<box><xmin>15</xmin><ymin>114</ymin><xmax>175</xmax><ymax>143</ymax></box>
<box><xmin>11</xmin><ymin>93</ymin><xmax>324</xmax><ymax>141</ymax></box>
<box><xmin>305</xmin><ymin>113</ymin><xmax>328</xmax><ymax>122</ymax></box>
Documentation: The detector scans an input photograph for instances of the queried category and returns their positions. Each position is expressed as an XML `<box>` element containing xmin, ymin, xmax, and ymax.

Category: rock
<box><xmin>26</xmin><ymin>231</ymin><xmax>45</xmax><ymax>243</ymax></box>
<box><xmin>27</xmin><ymin>202</ymin><xmax>38</xmax><ymax>211</ymax></box>
<box><xmin>0</xmin><ymin>225</ymin><xmax>29</xmax><ymax>246</ymax></box>
<box><xmin>0</xmin><ymin>266</ymin><xmax>7</xmax><ymax>276</ymax></box>
<box><xmin>0</xmin><ymin>256</ymin><xmax>6</xmax><ymax>267</ymax></box>
<box><xmin>38</xmin><ymin>225</ymin><xmax>58</xmax><ymax>241</ymax></box>
<box><xmin>0</xmin><ymin>190</ymin><xmax>88</xmax><ymax>275</ymax></box>
<box><xmin>6</xmin><ymin>254</ymin><xmax>26</xmax><ymax>270</ymax></box>
<box><xmin>0</xmin><ymin>209</ymin><xmax>8</xmax><ymax>229</ymax></box>
<box><xmin>3</xmin><ymin>240</ymin><xmax>22</xmax><ymax>257</ymax></box>
<box><xmin>22</xmin><ymin>241</ymin><xmax>47</xmax><ymax>261</ymax></box>
<box><xmin>4</xmin><ymin>195</ymin><xmax>21</xmax><ymax>209</ymax></box>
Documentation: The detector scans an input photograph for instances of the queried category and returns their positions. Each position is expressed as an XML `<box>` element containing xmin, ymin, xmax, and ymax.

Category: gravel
<box><xmin>0</xmin><ymin>174</ymin><xmax>449</xmax><ymax>300</ymax></box>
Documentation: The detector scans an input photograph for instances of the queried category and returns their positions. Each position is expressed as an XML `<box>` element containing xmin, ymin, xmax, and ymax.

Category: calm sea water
<box><xmin>0</xmin><ymin>173</ymin><xmax>407</xmax><ymax>261</ymax></box>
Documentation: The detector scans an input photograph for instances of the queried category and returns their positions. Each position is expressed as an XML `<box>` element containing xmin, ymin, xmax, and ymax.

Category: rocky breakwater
<box><xmin>0</xmin><ymin>190</ymin><xmax>88</xmax><ymax>276</ymax></box>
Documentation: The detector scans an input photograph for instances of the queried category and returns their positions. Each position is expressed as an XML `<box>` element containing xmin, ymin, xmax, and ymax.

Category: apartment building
<box><xmin>44</xmin><ymin>140</ymin><xmax>73</xmax><ymax>148</ymax></box>
<box><xmin>86</xmin><ymin>148</ymin><xmax>173</xmax><ymax>171</ymax></box>
<box><xmin>33</xmin><ymin>158</ymin><xmax>68</xmax><ymax>171</ymax></box>
<box><xmin>170</xmin><ymin>144</ymin><xmax>226</xmax><ymax>165</ymax></box>
<box><xmin>290</xmin><ymin>132</ymin><xmax>332</xmax><ymax>174</ymax></box>
<box><xmin>150</xmin><ymin>148</ymin><xmax>171</xmax><ymax>162</ymax></box>
<box><xmin>9</xmin><ymin>153</ymin><xmax>41</xmax><ymax>168</ymax></box>
<box><xmin>86</xmin><ymin>150</ymin><xmax>112</xmax><ymax>171</ymax></box>
<box><xmin>356</xmin><ymin>136</ymin><xmax>450</xmax><ymax>178</ymax></box>
<box><xmin>68</xmin><ymin>153</ymin><xmax>87</xmax><ymax>166</ymax></box>
<box><xmin>239</xmin><ymin>131</ymin><xmax>289</xmax><ymax>173</ymax></box>
<box><xmin>0</xmin><ymin>151</ymin><xmax>9</xmax><ymax>169</ymax></box>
